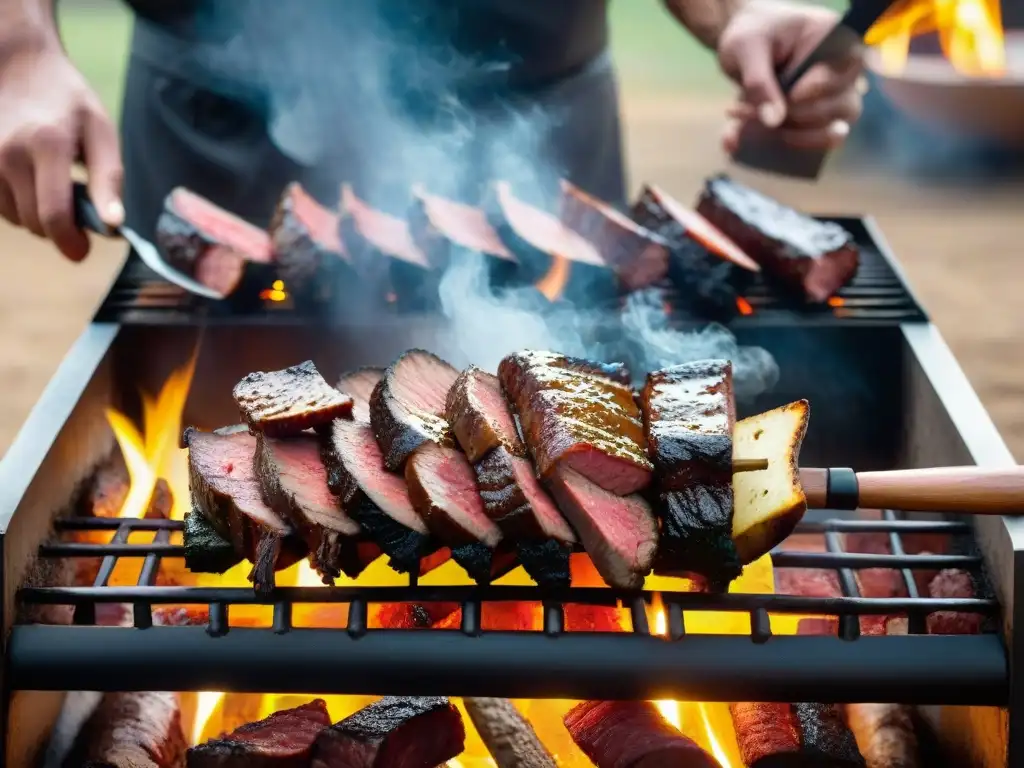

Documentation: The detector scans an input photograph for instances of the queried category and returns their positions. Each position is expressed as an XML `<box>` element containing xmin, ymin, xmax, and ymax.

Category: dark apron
<box><xmin>121</xmin><ymin>14</ymin><xmax>626</xmax><ymax>242</ymax></box>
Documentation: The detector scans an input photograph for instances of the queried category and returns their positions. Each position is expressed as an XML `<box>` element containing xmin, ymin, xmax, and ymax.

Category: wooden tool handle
<box><xmin>800</xmin><ymin>466</ymin><xmax>1024</xmax><ymax>514</ymax></box>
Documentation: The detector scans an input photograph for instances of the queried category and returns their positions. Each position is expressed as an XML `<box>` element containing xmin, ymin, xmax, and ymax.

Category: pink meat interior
<box><xmin>170</xmin><ymin>188</ymin><xmax>272</xmax><ymax>262</ymax></box>
<box><xmin>419</xmin><ymin>192</ymin><xmax>515</xmax><ymax>261</ymax></box>
<box><xmin>495</xmin><ymin>182</ymin><xmax>606</xmax><ymax>267</ymax></box>
<box><xmin>342</xmin><ymin>186</ymin><xmax>429</xmax><ymax>268</ymax></box>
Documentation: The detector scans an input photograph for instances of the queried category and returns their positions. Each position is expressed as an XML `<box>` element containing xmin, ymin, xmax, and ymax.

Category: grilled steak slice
<box><xmin>338</xmin><ymin>367</ymin><xmax>385</xmax><ymax>425</ymax></box>
<box><xmin>547</xmin><ymin>466</ymin><xmax>657</xmax><ymax>589</ymax></box>
<box><xmin>184</xmin><ymin>427</ymin><xmax>306</xmax><ymax>593</ymax></box>
<box><xmin>445</xmin><ymin>366</ymin><xmax>526</xmax><ymax>464</ymax></box>
<box><xmin>73</xmin><ymin>691</ymin><xmax>186</xmax><ymax>768</ymax></box>
<box><xmin>559</xmin><ymin>179</ymin><xmax>671</xmax><ymax>291</ymax></box>
<box><xmin>256</xmin><ymin>433</ymin><xmax>377</xmax><ymax>582</ymax></box>
<box><xmin>156</xmin><ymin>187</ymin><xmax>273</xmax><ymax>297</ymax></box>
<box><xmin>269</xmin><ymin>182</ymin><xmax>348</xmax><ymax>300</ymax></box>
<box><xmin>563</xmin><ymin>700</ymin><xmax>719</xmax><ymax>768</ymax></box>
<box><xmin>406</xmin><ymin>442</ymin><xmax>504</xmax><ymax>583</ymax></box>
<box><xmin>233</xmin><ymin>360</ymin><xmax>354</xmax><ymax>437</ymax></box>
<box><xmin>187</xmin><ymin>699</ymin><xmax>332</xmax><ymax>768</ymax></box>
<box><xmin>320</xmin><ymin>418</ymin><xmax>436</xmax><ymax>573</ymax></box>
<box><xmin>475</xmin><ymin>447</ymin><xmax>576</xmax><ymax>586</ymax></box>
<box><xmin>183</xmin><ymin>507</ymin><xmax>242</xmax><ymax>573</ymax></box>
<box><xmin>730</xmin><ymin>702</ymin><xmax>866</xmax><ymax>768</ymax></box>
<box><xmin>311</xmin><ymin>696</ymin><xmax>465</xmax><ymax>768</ymax></box>
<box><xmin>655</xmin><ymin>488</ymin><xmax>742</xmax><ymax>588</ymax></box>
<box><xmin>370</xmin><ymin>350</ymin><xmax>460</xmax><ymax>472</ymax></box>
<box><xmin>696</xmin><ymin>174</ymin><xmax>860</xmax><ymax>302</ymax></box>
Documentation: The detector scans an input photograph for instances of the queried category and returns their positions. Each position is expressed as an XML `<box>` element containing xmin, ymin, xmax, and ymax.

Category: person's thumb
<box><xmin>81</xmin><ymin>108</ymin><xmax>125</xmax><ymax>228</ymax></box>
<box><xmin>733</xmin><ymin>38</ymin><xmax>787</xmax><ymax>129</ymax></box>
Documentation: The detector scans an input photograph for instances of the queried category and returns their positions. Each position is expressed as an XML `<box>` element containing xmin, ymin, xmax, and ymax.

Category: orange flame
<box><xmin>735</xmin><ymin>297</ymin><xmax>754</xmax><ymax>316</ymax></box>
<box><xmin>866</xmin><ymin>0</ymin><xmax>1005</xmax><ymax>76</ymax></box>
<box><xmin>259</xmin><ymin>279</ymin><xmax>288</xmax><ymax>302</ymax></box>
<box><xmin>534</xmin><ymin>255</ymin><xmax>571</xmax><ymax>302</ymax></box>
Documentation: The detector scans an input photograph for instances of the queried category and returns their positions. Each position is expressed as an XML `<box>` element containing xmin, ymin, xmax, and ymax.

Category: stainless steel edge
<box><xmin>863</xmin><ymin>216</ymin><xmax>932</xmax><ymax>323</ymax></box>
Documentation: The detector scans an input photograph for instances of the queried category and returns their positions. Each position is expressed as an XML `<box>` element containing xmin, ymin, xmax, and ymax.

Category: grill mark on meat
<box><xmin>310</xmin><ymin>696</ymin><xmax>465</xmax><ymax>768</ymax></box>
<box><xmin>409</xmin><ymin>186</ymin><xmax>516</xmax><ymax>270</ymax></box>
<box><xmin>187</xmin><ymin>699</ymin><xmax>332</xmax><ymax>768</ymax></box>
<box><xmin>445</xmin><ymin>367</ymin><xmax>526</xmax><ymax>464</ymax></box>
<box><xmin>370</xmin><ymin>350</ymin><xmax>460</xmax><ymax>472</ymax></box>
<box><xmin>696</xmin><ymin>174</ymin><xmax>859</xmax><ymax>303</ymax></box>
<box><xmin>475</xmin><ymin>447</ymin><xmax>575</xmax><ymax>587</ymax></box>
<box><xmin>255</xmin><ymin>433</ymin><xmax>378</xmax><ymax>582</ymax></box>
<box><xmin>184</xmin><ymin>427</ymin><xmax>306</xmax><ymax>593</ymax></box>
<box><xmin>547</xmin><ymin>466</ymin><xmax>657</xmax><ymax>589</ymax></box>
<box><xmin>73</xmin><ymin>691</ymin><xmax>186</xmax><ymax>768</ymax></box>
<box><xmin>156</xmin><ymin>187</ymin><xmax>273</xmax><ymax>298</ymax></box>
<box><xmin>563</xmin><ymin>700</ymin><xmax>719</xmax><ymax>768</ymax></box>
<box><xmin>269</xmin><ymin>182</ymin><xmax>349</xmax><ymax>300</ymax></box>
<box><xmin>559</xmin><ymin>179</ymin><xmax>671</xmax><ymax>291</ymax></box>
<box><xmin>337</xmin><ymin>368</ymin><xmax>384</xmax><ymax>425</ymax></box>
<box><xmin>233</xmin><ymin>361</ymin><xmax>354</xmax><ymax>437</ymax></box>
<box><xmin>405</xmin><ymin>442</ymin><xmax>504</xmax><ymax>583</ymax></box>
<box><xmin>319</xmin><ymin>419</ymin><xmax>436</xmax><ymax>574</ymax></box>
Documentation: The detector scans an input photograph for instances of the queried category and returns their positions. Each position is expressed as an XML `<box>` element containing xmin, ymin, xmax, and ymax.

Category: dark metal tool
<box><xmin>730</xmin><ymin>0</ymin><xmax>896</xmax><ymax>179</ymax></box>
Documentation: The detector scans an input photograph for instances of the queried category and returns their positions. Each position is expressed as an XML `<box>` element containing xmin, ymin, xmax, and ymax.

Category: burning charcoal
<box><xmin>696</xmin><ymin>174</ymin><xmax>860</xmax><ymax>303</ymax></box>
<box><xmin>559</xmin><ymin>179</ymin><xmax>671</xmax><ymax>291</ymax></box>
<box><xmin>463</xmin><ymin>698</ymin><xmax>556</xmax><ymax>768</ymax></box>
<box><xmin>183</xmin><ymin>508</ymin><xmax>242</xmax><ymax>574</ymax></box>
<box><xmin>188</xmin><ymin>699</ymin><xmax>332</xmax><ymax>768</ymax></box>
<box><xmin>338</xmin><ymin>367</ymin><xmax>385</xmax><ymax>424</ymax></box>
<box><xmin>369</xmin><ymin>350</ymin><xmax>460</xmax><ymax>472</ymax></box>
<box><xmin>547</xmin><ymin>466</ymin><xmax>657</xmax><ymax>590</ymax></box>
<box><xmin>310</xmin><ymin>696</ymin><xmax>465</xmax><ymax>768</ymax></box>
<box><xmin>233</xmin><ymin>360</ymin><xmax>354</xmax><ymax>437</ymax></box>
<box><xmin>256</xmin><ymin>432</ymin><xmax>378</xmax><ymax>582</ymax></box>
<box><xmin>926</xmin><ymin>567</ymin><xmax>984</xmax><ymax>635</ymax></box>
<box><xmin>269</xmin><ymin>182</ymin><xmax>350</xmax><ymax>302</ymax></box>
<box><xmin>640</xmin><ymin>360</ymin><xmax>740</xmax><ymax>587</ymax></box>
<box><xmin>319</xmin><ymin>419</ymin><xmax>439</xmax><ymax>574</ymax></box>
<box><xmin>184</xmin><ymin>427</ymin><xmax>307</xmax><ymax>593</ymax></box>
<box><xmin>730</xmin><ymin>702</ymin><xmax>866</xmax><ymax>768</ymax></box>
<box><xmin>156</xmin><ymin>187</ymin><xmax>273</xmax><ymax>298</ymax></box>
<box><xmin>374</xmin><ymin>601</ymin><xmax>461</xmax><ymax>630</ymax></box>
<box><xmin>408</xmin><ymin>186</ymin><xmax>518</xmax><ymax>285</ymax></box>
<box><xmin>486</xmin><ymin>181</ymin><xmax>616</xmax><ymax>305</ymax></box>
<box><xmin>70</xmin><ymin>691</ymin><xmax>186</xmax><ymax>768</ymax></box>
<box><xmin>340</xmin><ymin>184</ymin><xmax>436</xmax><ymax>311</ymax></box>
<box><xmin>563</xmin><ymin>700</ymin><xmax>719</xmax><ymax>767</ymax></box>
<box><xmin>405</xmin><ymin>442</ymin><xmax>504</xmax><ymax>583</ymax></box>
<box><xmin>79</xmin><ymin>448</ymin><xmax>174</xmax><ymax>520</ymax></box>
<box><xmin>498</xmin><ymin>350</ymin><xmax>652</xmax><ymax>496</ymax></box>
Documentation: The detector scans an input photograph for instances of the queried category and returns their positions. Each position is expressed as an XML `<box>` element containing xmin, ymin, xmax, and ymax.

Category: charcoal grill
<box><xmin>0</xmin><ymin>215</ymin><xmax>1019</xmax><ymax>766</ymax></box>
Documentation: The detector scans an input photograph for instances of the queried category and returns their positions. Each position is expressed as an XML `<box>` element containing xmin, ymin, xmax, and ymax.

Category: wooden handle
<box><xmin>800</xmin><ymin>466</ymin><xmax>1024</xmax><ymax>514</ymax></box>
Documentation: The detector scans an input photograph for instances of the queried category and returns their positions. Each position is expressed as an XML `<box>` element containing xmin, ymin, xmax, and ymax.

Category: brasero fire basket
<box><xmin>0</xmin><ymin>215</ymin><xmax>1019</xmax><ymax>767</ymax></box>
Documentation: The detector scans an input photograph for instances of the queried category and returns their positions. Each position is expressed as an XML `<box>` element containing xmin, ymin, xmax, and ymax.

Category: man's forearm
<box><xmin>663</xmin><ymin>0</ymin><xmax>747</xmax><ymax>49</ymax></box>
<box><xmin>0</xmin><ymin>0</ymin><xmax>61</xmax><ymax>54</ymax></box>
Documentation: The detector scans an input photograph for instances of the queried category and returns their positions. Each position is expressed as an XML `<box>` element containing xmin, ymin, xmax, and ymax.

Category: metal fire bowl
<box><xmin>866</xmin><ymin>32</ymin><xmax>1024</xmax><ymax>148</ymax></box>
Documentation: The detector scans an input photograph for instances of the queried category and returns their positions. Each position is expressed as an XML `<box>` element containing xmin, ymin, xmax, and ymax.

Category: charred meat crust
<box><xmin>187</xmin><ymin>699</ymin><xmax>332</xmax><ymax>768</ymax></box>
<box><xmin>310</xmin><ymin>696</ymin><xmax>465</xmax><ymax>768</ymax></box>
<box><xmin>233</xmin><ymin>360</ymin><xmax>354</xmax><ymax>437</ymax></box>
<box><xmin>730</xmin><ymin>702</ymin><xmax>866</xmax><ymax>768</ymax></box>
<box><xmin>445</xmin><ymin>366</ymin><xmax>526</xmax><ymax>464</ymax></box>
<box><xmin>370</xmin><ymin>350</ymin><xmax>461</xmax><ymax>472</ymax></box>
<box><xmin>74</xmin><ymin>691</ymin><xmax>187</xmax><ymax>768</ymax></box>
<box><xmin>564</xmin><ymin>700</ymin><xmax>720</xmax><ymax>768</ymax></box>
<box><xmin>183</xmin><ymin>507</ymin><xmax>242</xmax><ymax>574</ymax></box>
<box><xmin>269</xmin><ymin>182</ymin><xmax>348</xmax><ymax>301</ymax></box>
<box><xmin>696</xmin><ymin>174</ymin><xmax>859</xmax><ymax>303</ymax></box>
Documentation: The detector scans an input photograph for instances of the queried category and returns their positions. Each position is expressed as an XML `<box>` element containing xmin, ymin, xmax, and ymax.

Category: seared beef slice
<box><xmin>311</xmin><ymin>696</ymin><xmax>465</xmax><ymax>768</ymax></box>
<box><xmin>696</xmin><ymin>174</ymin><xmax>859</xmax><ymax>302</ymax></box>
<box><xmin>447</xmin><ymin>366</ymin><xmax>576</xmax><ymax>586</ymax></box>
<box><xmin>188</xmin><ymin>699</ymin><xmax>332</xmax><ymax>768</ymax></box>
<box><xmin>408</xmin><ymin>187</ymin><xmax>517</xmax><ymax>275</ymax></box>
<box><xmin>498</xmin><ymin>350</ymin><xmax>652</xmax><ymax>496</ymax></box>
<box><xmin>338</xmin><ymin>367</ymin><xmax>385</xmax><ymax>425</ymax></box>
<box><xmin>185</xmin><ymin>427</ymin><xmax>306</xmax><ymax>592</ymax></box>
<box><xmin>234</xmin><ymin>360</ymin><xmax>354</xmax><ymax>437</ymax></box>
<box><xmin>640</xmin><ymin>359</ymin><xmax>741</xmax><ymax>584</ymax></box>
<box><xmin>156</xmin><ymin>187</ymin><xmax>273</xmax><ymax>298</ymax></box>
<box><xmin>256</xmin><ymin>433</ymin><xmax>377</xmax><ymax>582</ymax></box>
<box><xmin>270</xmin><ymin>182</ymin><xmax>349</xmax><ymax>298</ymax></box>
<box><xmin>564</xmin><ymin>700</ymin><xmax>719</xmax><ymax>768</ymax></box>
<box><xmin>370</xmin><ymin>350</ymin><xmax>460</xmax><ymax>471</ymax></box>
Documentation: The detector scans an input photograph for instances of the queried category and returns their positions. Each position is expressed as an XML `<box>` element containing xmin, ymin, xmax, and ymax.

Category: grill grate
<box><xmin>93</xmin><ymin>217</ymin><xmax>926</xmax><ymax>327</ymax></box>
<box><xmin>12</xmin><ymin>508</ymin><xmax>1005</xmax><ymax>704</ymax></box>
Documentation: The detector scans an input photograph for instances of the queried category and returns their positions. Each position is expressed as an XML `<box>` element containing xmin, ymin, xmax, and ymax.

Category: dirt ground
<box><xmin>1</xmin><ymin>95</ymin><xmax>1022</xmax><ymax>458</ymax></box>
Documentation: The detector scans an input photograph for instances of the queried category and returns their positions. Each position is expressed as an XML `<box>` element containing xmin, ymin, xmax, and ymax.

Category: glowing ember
<box><xmin>866</xmin><ymin>0</ymin><xmax>1006</xmax><ymax>77</ymax></box>
<box><xmin>827</xmin><ymin>296</ymin><xmax>846</xmax><ymax>308</ymax></box>
<box><xmin>534</xmin><ymin>255</ymin><xmax>572</xmax><ymax>302</ymax></box>
<box><xmin>735</xmin><ymin>297</ymin><xmax>754</xmax><ymax>316</ymax></box>
<box><xmin>260</xmin><ymin>279</ymin><xmax>288</xmax><ymax>302</ymax></box>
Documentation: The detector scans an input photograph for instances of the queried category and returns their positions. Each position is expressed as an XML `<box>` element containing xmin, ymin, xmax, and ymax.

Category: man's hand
<box><xmin>0</xmin><ymin>41</ymin><xmax>123</xmax><ymax>261</ymax></box>
<box><xmin>717</xmin><ymin>0</ymin><xmax>866</xmax><ymax>153</ymax></box>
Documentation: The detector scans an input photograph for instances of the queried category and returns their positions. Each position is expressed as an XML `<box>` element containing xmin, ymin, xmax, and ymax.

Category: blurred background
<box><xmin>1</xmin><ymin>0</ymin><xmax>1021</xmax><ymax>456</ymax></box>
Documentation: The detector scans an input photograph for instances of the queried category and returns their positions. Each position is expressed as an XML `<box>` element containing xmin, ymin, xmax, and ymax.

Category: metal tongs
<box><xmin>731</xmin><ymin>0</ymin><xmax>896</xmax><ymax>179</ymax></box>
<box><xmin>72</xmin><ymin>182</ymin><xmax>224</xmax><ymax>300</ymax></box>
